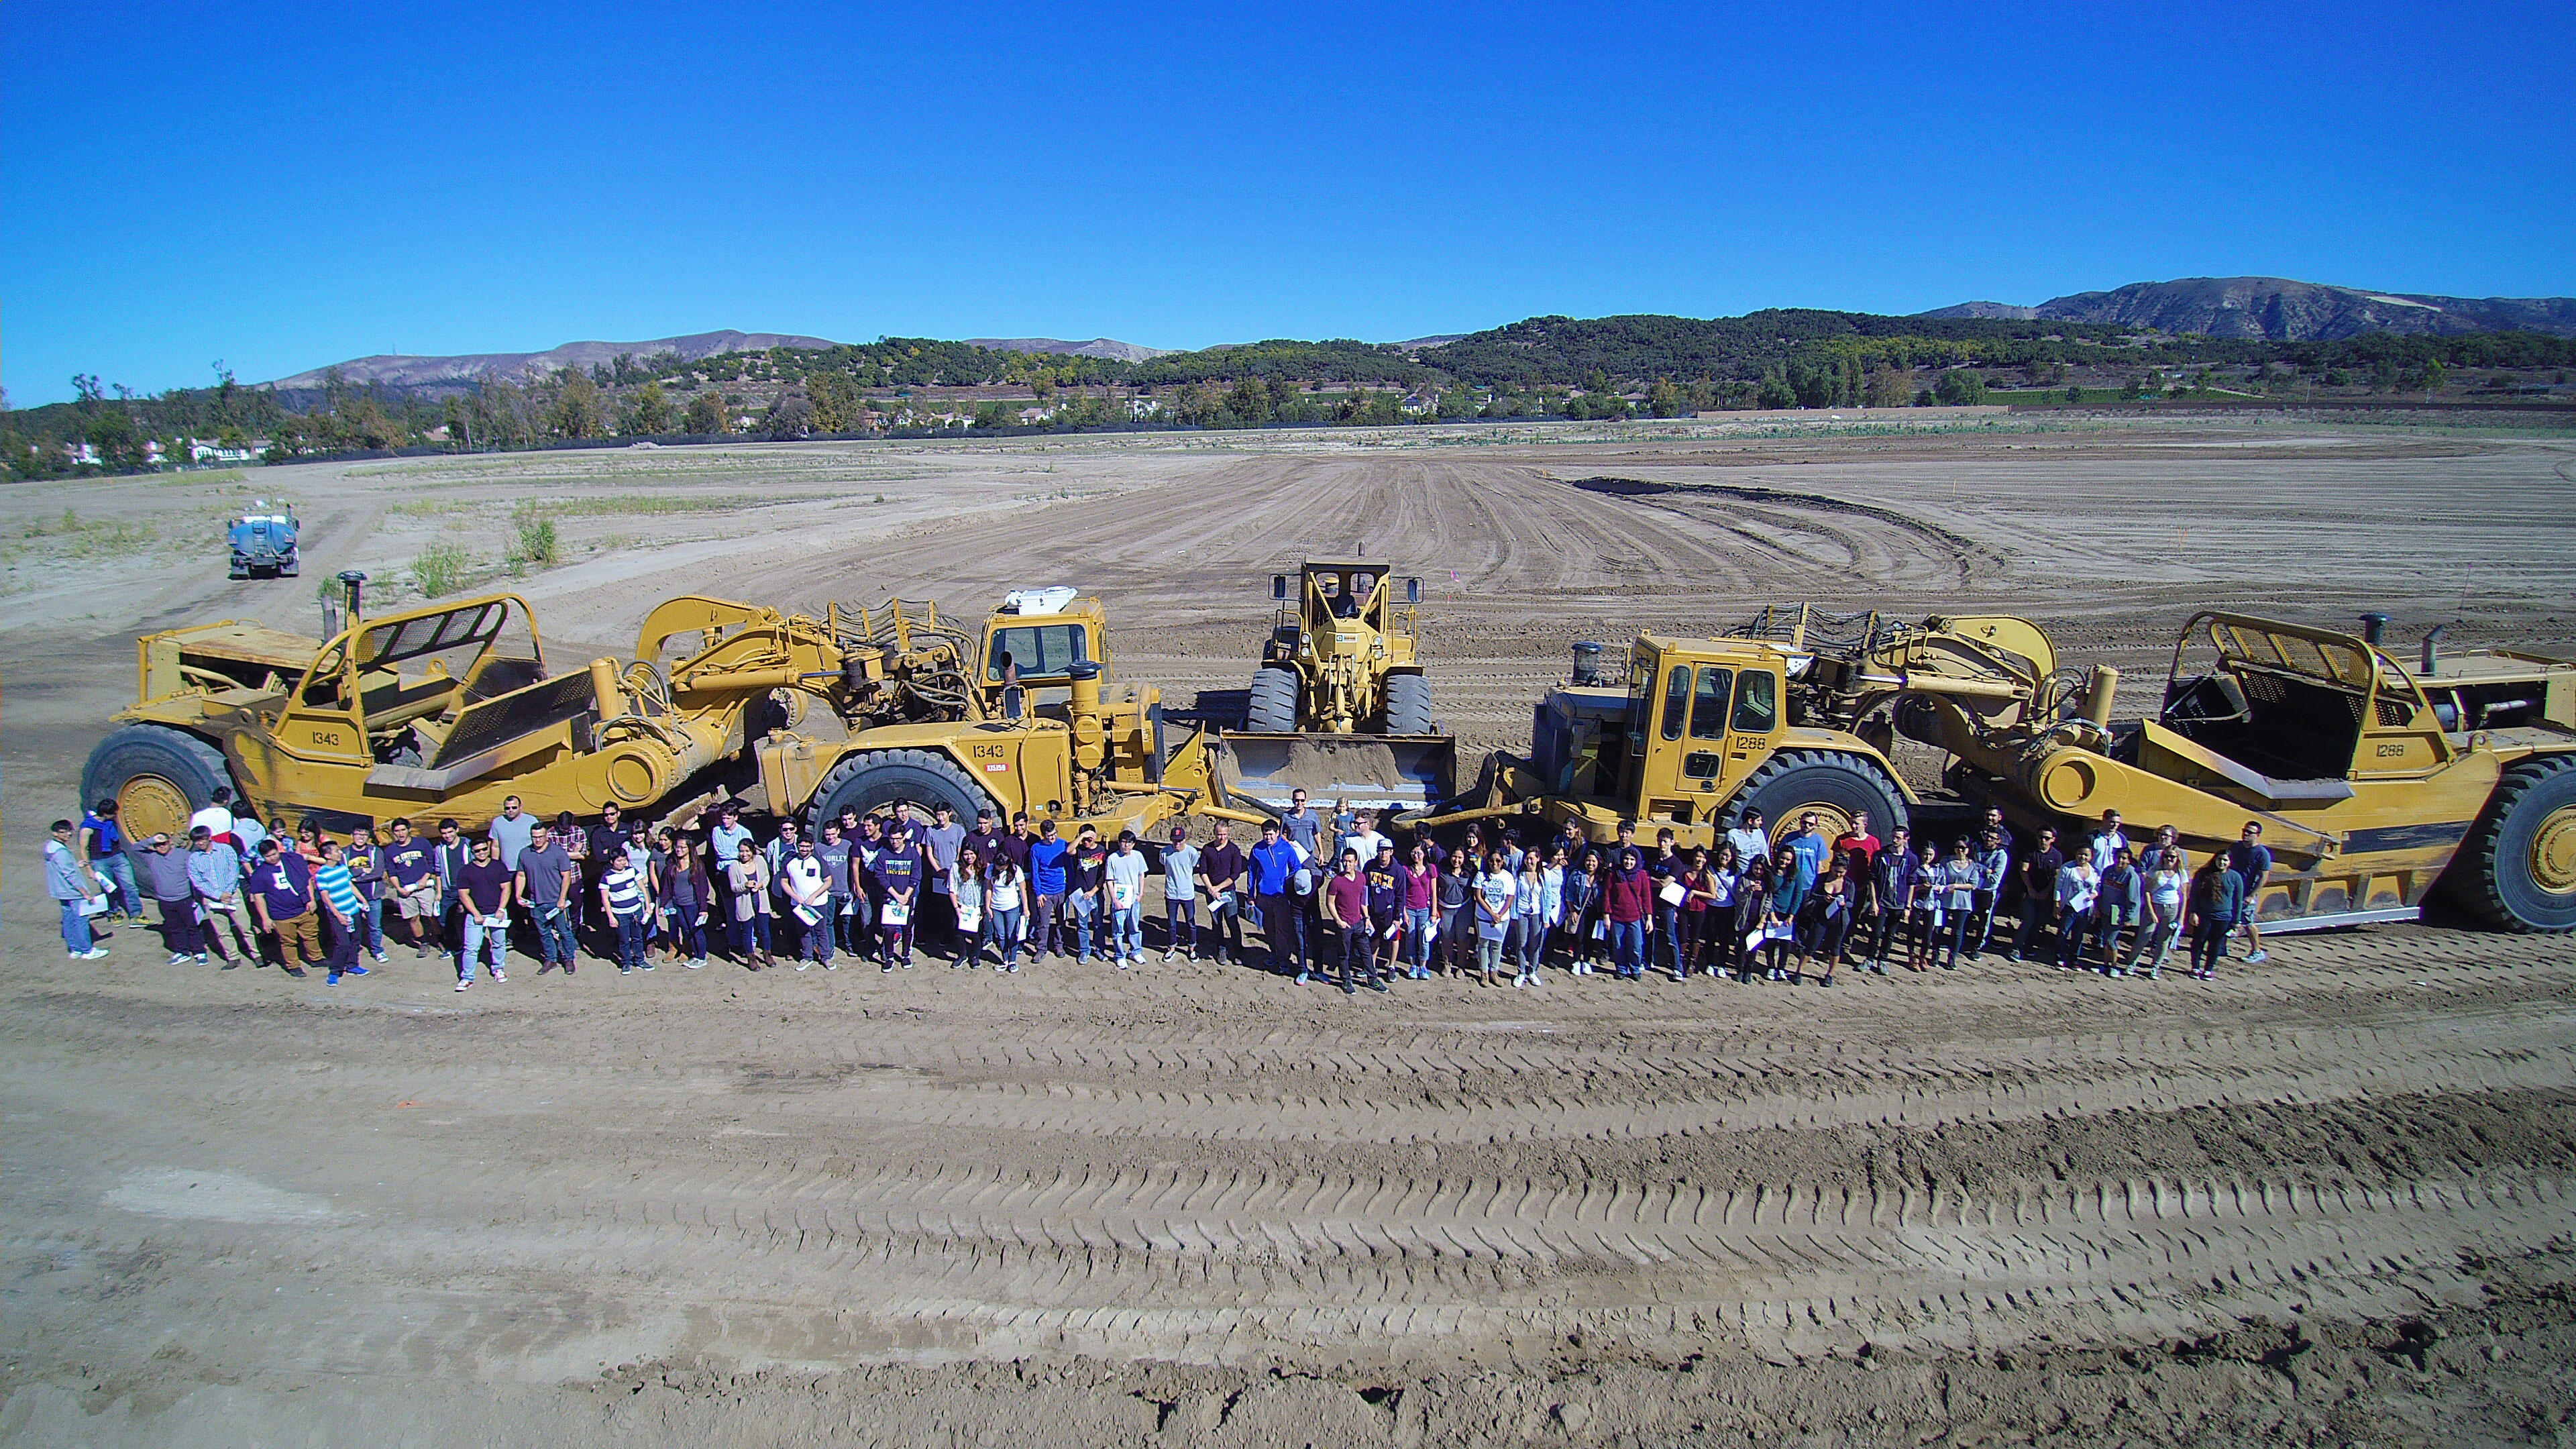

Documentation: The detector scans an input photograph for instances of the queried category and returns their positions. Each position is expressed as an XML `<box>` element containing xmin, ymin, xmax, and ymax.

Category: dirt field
<box><xmin>6</xmin><ymin>416</ymin><xmax>2575</xmax><ymax>1446</ymax></box>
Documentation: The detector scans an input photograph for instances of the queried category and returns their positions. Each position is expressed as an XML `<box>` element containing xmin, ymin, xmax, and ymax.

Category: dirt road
<box><xmin>5</xmin><ymin>417</ymin><xmax>2573</xmax><ymax>1446</ymax></box>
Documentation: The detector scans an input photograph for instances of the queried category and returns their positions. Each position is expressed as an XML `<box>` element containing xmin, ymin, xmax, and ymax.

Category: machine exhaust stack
<box><xmin>590</xmin><ymin>657</ymin><xmax>628</xmax><ymax>722</ymax></box>
<box><xmin>2360</xmin><ymin>612</ymin><xmax>2390</xmax><ymax>645</ymax></box>
<box><xmin>2422</xmin><ymin>625</ymin><xmax>2444</xmax><ymax>675</ymax></box>
<box><xmin>2080</xmin><ymin>665</ymin><xmax>2120</xmax><ymax>727</ymax></box>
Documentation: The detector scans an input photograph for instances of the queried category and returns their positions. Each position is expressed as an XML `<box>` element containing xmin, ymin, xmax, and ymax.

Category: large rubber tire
<box><xmin>80</xmin><ymin>725</ymin><xmax>237</xmax><ymax>843</ymax></box>
<box><xmin>1728</xmin><ymin>749</ymin><xmax>1909</xmax><ymax>855</ymax></box>
<box><xmin>804</xmin><ymin>747</ymin><xmax>994</xmax><ymax>837</ymax></box>
<box><xmin>1384</xmin><ymin>672</ymin><xmax>1434</xmax><ymax>735</ymax></box>
<box><xmin>2442</xmin><ymin>755</ymin><xmax>2576</xmax><ymax>932</ymax></box>
<box><xmin>1246</xmin><ymin>666</ymin><xmax>1301</xmax><ymax>733</ymax></box>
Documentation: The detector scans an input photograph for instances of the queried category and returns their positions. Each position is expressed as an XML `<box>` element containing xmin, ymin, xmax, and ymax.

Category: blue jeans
<box><xmin>1404</xmin><ymin>906</ymin><xmax>1433</xmax><ymax>975</ymax></box>
<box><xmin>1654</xmin><ymin>902</ymin><xmax>1684</xmax><ymax>975</ymax></box>
<box><xmin>358</xmin><ymin>898</ymin><xmax>384</xmax><ymax>953</ymax></box>
<box><xmin>669</xmin><ymin>902</ymin><xmax>706</xmax><ymax>960</ymax></box>
<box><xmin>94</xmin><ymin>854</ymin><xmax>141</xmax><ymax>917</ymax></box>
<box><xmin>612</xmin><ymin>912</ymin><xmax>647</xmax><ymax>969</ymax></box>
<box><xmin>60</xmin><ymin>898</ymin><xmax>94</xmax><ymax>953</ymax></box>
<box><xmin>1111</xmin><ymin>904</ymin><xmax>1143</xmax><ymax>959</ymax></box>
<box><xmin>1070</xmin><ymin>899</ymin><xmax>1098</xmax><ymax>960</ymax></box>
<box><xmin>729</xmin><ymin>910</ymin><xmax>771</xmax><ymax>959</ymax></box>
<box><xmin>534</xmin><ymin>906</ymin><xmax>579</xmax><ymax>965</ymax></box>
<box><xmin>1608</xmin><ymin>918</ymin><xmax>1646</xmax><ymax>976</ymax></box>
<box><xmin>981</xmin><ymin>905</ymin><xmax>1022</xmax><ymax>965</ymax></box>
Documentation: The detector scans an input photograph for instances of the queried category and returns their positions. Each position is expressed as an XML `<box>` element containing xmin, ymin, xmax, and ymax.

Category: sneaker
<box><xmin>1342</xmin><ymin>981</ymin><xmax>1356</xmax><ymax>995</ymax></box>
<box><xmin>284</xmin><ymin>965</ymin><xmax>307</xmax><ymax>977</ymax></box>
<box><xmin>168</xmin><ymin>952</ymin><xmax>191</xmax><ymax>965</ymax></box>
<box><xmin>1161</xmin><ymin>949</ymin><xmax>1175</xmax><ymax>962</ymax></box>
<box><xmin>75</xmin><ymin>947</ymin><xmax>109</xmax><ymax>960</ymax></box>
<box><xmin>490</xmin><ymin>969</ymin><xmax>505</xmax><ymax>983</ymax></box>
<box><xmin>883</xmin><ymin>963</ymin><xmax>894</xmax><ymax>972</ymax></box>
<box><xmin>794</xmin><ymin>961</ymin><xmax>808</xmax><ymax>971</ymax></box>
<box><xmin>2243</xmin><ymin>949</ymin><xmax>2269</xmax><ymax>965</ymax></box>
<box><xmin>1366</xmin><ymin>979</ymin><xmax>1388</xmax><ymax>993</ymax></box>
<box><xmin>619</xmin><ymin>965</ymin><xmax>633</xmax><ymax>975</ymax></box>
<box><xmin>371</xmin><ymin>950</ymin><xmax>389</xmax><ymax>964</ymax></box>
<box><xmin>1006</xmin><ymin>963</ymin><xmax>1019</xmax><ymax>973</ymax></box>
<box><xmin>344</xmin><ymin>965</ymin><xmax>369</xmax><ymax>977</ymax></box>
<box><xmin>564</xmin><ymin>962</ymin><xmax>576</xmax><ymax>975</ymax></box>
<box><xmin>327</xmin><ymin>973</ymin><xmax>341</xmax><ymax>985</ymax></box>
<box><xmin>455</xmin><ymin>977</ymin><xmax>470</xmax><ymax>991</ymax></box>
<box><xmin>643</xmin><ymin>960</ymin><xmax>657</xmax><ymax>971</ymax></box>
<box><xmin>1116</xmin><ymin>959</ymin><xmax>1129</xmax><ymax>970</ymax></box>
<box><xmin>193</xmin><ymin>953</ymin><xmax>209</xmax><ymax>964</ymax></box>
<box><xmin>1295</xmin><ymin>971</ymin><xmax>1311</xmax><ymax>983</ymax></box>
<box><xmin>821</xmin><ymin>962</ymin><xmax>834</xmax><ymax>971</ymax></box>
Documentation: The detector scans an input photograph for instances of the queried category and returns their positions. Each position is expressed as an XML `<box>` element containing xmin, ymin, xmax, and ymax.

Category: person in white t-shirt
<box><xmin>1103</xmin><ymin>831</ymin><xmax>1150</xmax><ymax>966</ymax></box>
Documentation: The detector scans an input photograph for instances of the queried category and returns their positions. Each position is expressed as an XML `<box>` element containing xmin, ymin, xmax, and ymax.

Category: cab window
<box><xmin>1731</xmin><ymin>669</ymin><xmax>1778</xmax><ymax>733</ymax></box>
<box><xmin>1690</xmin><ymin>666</ymin><xmax>1733</xmax><ymax>740</ymax></box>
<box><xmin>986</xmin><ymin>624</ymin><xmax>1090</xmax><ymax>682</ymax></box>
<box><xmin>1660</xmin><ymin>665</ymin><xmax>1691</xmax><ymax>740</ymax></box>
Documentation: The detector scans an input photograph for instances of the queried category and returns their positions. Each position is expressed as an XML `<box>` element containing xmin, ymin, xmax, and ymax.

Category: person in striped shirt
<box><xmin>313</xmin><ymin>839</ymin><xmax>372</xmax><ymax>987</ymax></box>
<box><xmin>598</xmin><ymin>848</ymin><xmax>655</xmax><ymax>975</ymax></box>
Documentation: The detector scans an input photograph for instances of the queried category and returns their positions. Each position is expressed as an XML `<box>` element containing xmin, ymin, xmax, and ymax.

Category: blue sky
<box><xmin>5</xmin><ymin>1</ymin><xmax>2569</xmax><ymax>405</ymax></box>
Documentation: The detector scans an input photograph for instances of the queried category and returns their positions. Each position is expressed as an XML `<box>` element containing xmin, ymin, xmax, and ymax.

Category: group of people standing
<box><xmin>1230</xmin><ymin>794</ymin><xmax>2277</xmax><ymax>991</ymax></box>
<box><xmin>45</xmin><ymin>781</ymin><xmax>2277</xmax><ymax>994</ymax></box>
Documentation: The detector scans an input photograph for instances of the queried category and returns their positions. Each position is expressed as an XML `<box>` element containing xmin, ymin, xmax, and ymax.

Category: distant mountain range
<box><xmin>257</xmin><ymin>276</ymin><xmax>2576</xmax><ymax>392</ymax></box>
<box><xmin>1917</xmin><ymin>277</ymin><xmax>2576</xmax><ymax>339</ymax></box>
<box><xmin>267</xmin><ymin>330</ymin><xmax>841</xmax><ymax>388</ymax></box>
<box><xmin>961</xmin><ymin>337</ymin><xmax>1173</xmax><ymax>362</ymax></box>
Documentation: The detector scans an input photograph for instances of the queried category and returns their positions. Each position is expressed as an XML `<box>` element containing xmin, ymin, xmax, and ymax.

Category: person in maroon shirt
<box><xmin>1320</xmin><ymin>849</ymin><xmax>1377</xmax><ymax>995</ymax></box>
<box><xmin>1603</xmin><ymin>847</ymin><xmax>1655</xmax><ymax>979</ymax></box>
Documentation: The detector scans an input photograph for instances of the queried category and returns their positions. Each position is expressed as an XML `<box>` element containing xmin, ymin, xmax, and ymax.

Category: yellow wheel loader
<box><xmin>1219</xmin><ymin>559</ymin><xmax>1455</xmax><ymax>814</ymax></box>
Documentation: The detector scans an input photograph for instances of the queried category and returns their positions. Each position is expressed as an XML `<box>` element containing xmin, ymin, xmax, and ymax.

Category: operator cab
<box><xmin>982</xmin><ymin>586</ymin><xmax>1110</xmax><ymax>716</ymax></box>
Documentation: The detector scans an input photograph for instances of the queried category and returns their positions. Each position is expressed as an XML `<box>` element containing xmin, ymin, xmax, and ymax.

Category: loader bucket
<box><xmin>1216</xmin><ymin>732</ymin><xmax>1458</xmax><ymax>815</ymax></box>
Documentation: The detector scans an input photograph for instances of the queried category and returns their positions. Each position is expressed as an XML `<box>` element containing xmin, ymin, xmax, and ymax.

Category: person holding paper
<box><xmin>782</xmin><ymin>835</ymin><xmax>833</xmax><ymax>971</ymax></box>
<box><xmin>951</xmin><ymin>845</ymin><xmax>989</xmax><ymax>968</ymax></box>
<box><xmin>1756</xmin><ymin>847</ymin><xmax>1807</xmax><ymax>982</ymax></box>
<box><xmin>1472</xmin><ymin>851</ymin><xmax>1514</xmax><ymax>986</ymax></box>
<box><xmin>1104</xmin><ymin>830</ymin><xmax>1148</xmax><ymax>967</ymax></box>
<box><xmin>724</xmin><ymin>839</ymin><xmax>774</xmax><ymax>970</ymax></box>
<box><xmin>1195</xmin><ymin>821</ymin><xmax>1246</xmax><ymax>967</ymax></box>
<box><xmin>1508</xmin><ymin>851</ymin><xmax>1547</xmax><ymax>989</ymax></box>
<box><xmin>600</xmin><ymin>843</ymin><xmax>656</xmax><ymax>975</ymax></box>
<box><xmin>874</xmin><ymin>823</ymin><xmax>924</xmax><ymax>969</ymax></box>
<box><xmin>983</xmin><ymin>847</ymin><xmax>1029</xmax><ymax>972</ymax></box>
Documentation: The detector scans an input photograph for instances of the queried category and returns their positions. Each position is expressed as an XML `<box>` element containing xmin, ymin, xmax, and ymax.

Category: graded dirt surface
<box><xmin>6</xmin><ymin>417</ymin><xmax>2575</xmax><ymax>1446</ymax></box>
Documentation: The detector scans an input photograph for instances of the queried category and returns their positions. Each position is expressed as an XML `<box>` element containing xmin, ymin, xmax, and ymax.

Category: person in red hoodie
<box><xmin>1603</xmin><ymin>846</ymin><xmax>1654</xmax><ymax>980</ymax></box>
